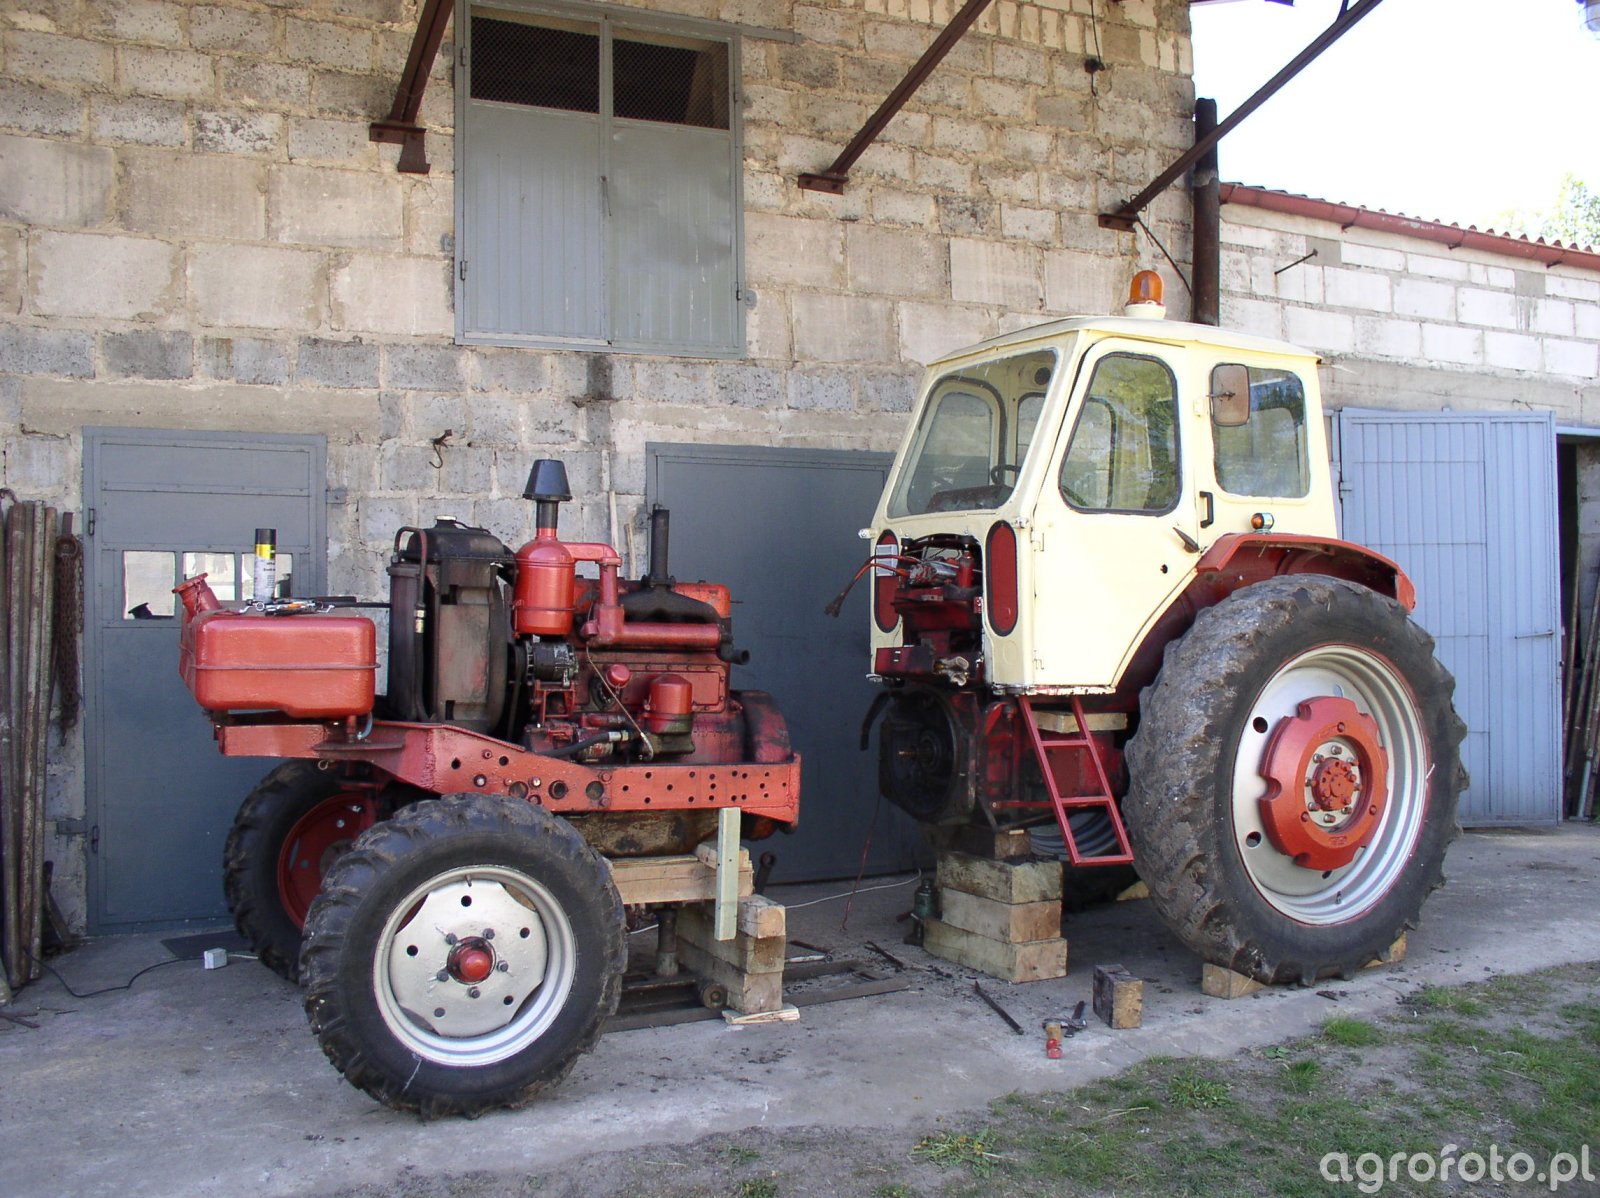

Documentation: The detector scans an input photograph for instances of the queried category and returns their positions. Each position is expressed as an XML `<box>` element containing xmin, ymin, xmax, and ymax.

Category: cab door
<box><xmin>1026</xmin><ymin>339</ymin><xmax>1200</xmax><ymax>689</ymax></box>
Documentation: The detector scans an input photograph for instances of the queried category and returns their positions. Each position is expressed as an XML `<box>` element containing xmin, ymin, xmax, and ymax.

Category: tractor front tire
<box><xmin>224</xmin><ymin>762</ymin><xmax>376</xmax><ymax>983</ymax></box>
<box><xmin>1125</xmin><ymin>575</ymin><xmax>1466</xmax><ymax>985</ymax></box>
<box><xmin>299</xmin><ymin>795</ymin><xmax>625</xmax><ymax>1117</ymax></box>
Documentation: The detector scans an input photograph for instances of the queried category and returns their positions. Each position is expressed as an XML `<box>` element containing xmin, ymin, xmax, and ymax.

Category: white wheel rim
<box><xmin>1231</xmin><ymin>645</ymin><xmax>1429</xmax><ymax>925</ymax></box>
<box><xmin>373</xmin><ymin>865</ymin><xmax>576</xmax><ymax>1067</ymax></box>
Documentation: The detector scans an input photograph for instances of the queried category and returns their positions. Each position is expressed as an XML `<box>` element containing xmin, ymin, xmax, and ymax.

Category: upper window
<box><xmin>1209</xmin><ymin>364</ymin><xmax>1310</xmax><ymax>498</ymax></box>
<box><xmin>1059</xmin><ymin>353</ymin><xmax>1179</xmax><ymax>513</ymax></box>
<box><xmin>888</xmin><ymin>350</ymin><xmax>1057</xmax><ymax>517</ymax></box>
<box><xmin>459</xmin><ymin>5</ymin><xmax>740</xmax><ymax>355</ymax></box>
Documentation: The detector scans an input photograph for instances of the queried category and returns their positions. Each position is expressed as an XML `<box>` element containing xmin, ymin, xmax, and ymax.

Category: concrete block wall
<box><xmin>1218</xmin><ymin>205</ymin><xmax>1600</xmax><ymax>424</ymax></box>
<box><xmin>0</xmin><ymin>0</ymin><xmax>1196</xmax><ymax>930</ymax></box>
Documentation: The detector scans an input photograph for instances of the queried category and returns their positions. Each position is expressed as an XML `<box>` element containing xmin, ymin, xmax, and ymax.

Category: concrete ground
<box><xmin>3</xmin><ymin>824</ymin><xmax>1599</xmax><ymax>1198</ymax></box>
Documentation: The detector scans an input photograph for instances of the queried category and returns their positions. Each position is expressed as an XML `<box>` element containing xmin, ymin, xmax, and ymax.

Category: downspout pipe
<box><xmin>1192</xmin><ymin>98</ymin><xmax>1221</xmax><ymax>327</ymax></box>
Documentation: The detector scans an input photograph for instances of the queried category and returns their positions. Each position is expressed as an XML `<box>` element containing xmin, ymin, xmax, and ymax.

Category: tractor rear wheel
<box><xmin>1124</xmin><ymin>575</ymin><xmax>1465</xmax><ymax>985</ymax></box>
<box><xmin>224</xmin><ymin>762</ymin><xmax>381</xmax><ymax>983</ymax></box>
<box><xmin>299</xmin><ymin>794</ymin><xmax>624</xmax><ymax>1117</ymax></box>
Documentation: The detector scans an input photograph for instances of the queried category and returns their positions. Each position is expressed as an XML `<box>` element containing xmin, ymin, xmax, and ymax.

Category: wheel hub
<box><xmin>277</xmin><ymin>795</ymin><xmax>375</xmax><ymax>929</ymax></box>
<box><xmin>383</xmin><ymin>877</ymin><xmax>551</xmax><ymax>1039</ymax></box>
<box><xmin>1258</xmin><ymin>696</ymin><xmax>1388</xmax><ymax>872</ymax></box>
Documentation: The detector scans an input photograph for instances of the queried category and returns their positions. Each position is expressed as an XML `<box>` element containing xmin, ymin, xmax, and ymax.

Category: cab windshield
<box><xmin>888</xmin><ymin>348</ymin><xmax>1058</xmax><ymax>517</ymax></box>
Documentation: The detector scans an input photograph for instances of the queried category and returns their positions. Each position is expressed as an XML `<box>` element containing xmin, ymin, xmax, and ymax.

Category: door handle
<box><xmin>1514</xmin><ymin>630</ymin><xmax>1555</xmax><ymax>639</ymax></box>
<box><xmin>1199</xmin><ymin>490</ymin><xmax>1215</xmax><ymax>530</ymax></box>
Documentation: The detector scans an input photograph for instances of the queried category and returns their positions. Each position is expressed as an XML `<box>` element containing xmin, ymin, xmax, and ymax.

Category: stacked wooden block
<box><xmin>677</xmin><ymin>893</ymin><xmax>789</xmax><ymax>1017</ymax></box>
<box><xmin>923</xmin><ymin>834</ymin><xmax>1068</xmax><ymax>983</ymax></box>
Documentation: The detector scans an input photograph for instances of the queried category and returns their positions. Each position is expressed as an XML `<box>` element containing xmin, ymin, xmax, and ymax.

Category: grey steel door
<box><xmin>1337</xmin><ymin>409</ymin><xmax>1559</xmax><ymax>825</ymax></box>
<box><xmin>648</xmin><ymin>444</ymin><xmax>923</xmax><ymax>882</ymax></box>
<box><xmin>84</xmin><ymin>429</ymin><xmax>326</xmax><ymax>930</ymax></box>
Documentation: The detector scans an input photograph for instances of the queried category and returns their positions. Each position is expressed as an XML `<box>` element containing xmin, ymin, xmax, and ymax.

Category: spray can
<box><xmin>253</xmin><ymin>527</ymin><xmax>277</xmax><ymax>602</ymax></box>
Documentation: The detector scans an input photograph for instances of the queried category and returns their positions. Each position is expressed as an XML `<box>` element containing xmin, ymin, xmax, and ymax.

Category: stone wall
<box><xmin>0</xmin><ymin>0</ymin><xmax>1197</xmax><ymax>929</ymax></box>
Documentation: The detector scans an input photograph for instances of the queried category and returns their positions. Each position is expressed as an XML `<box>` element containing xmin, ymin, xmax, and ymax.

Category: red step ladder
<box><xmin>991</xmin><ymin>695</ymin><xmax>1134</xmax><ymax>867</ymax></box>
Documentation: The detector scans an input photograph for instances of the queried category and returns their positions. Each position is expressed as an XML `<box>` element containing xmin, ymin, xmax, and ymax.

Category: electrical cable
<box><xmin>23</xmin><ymin>949</ymin><xmax>198</xmax><ymax>999</ymax></box>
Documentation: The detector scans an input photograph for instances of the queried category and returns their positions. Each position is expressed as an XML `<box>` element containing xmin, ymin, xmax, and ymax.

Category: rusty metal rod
<box><xmin>798</xmin><ymin>0</ymin><xmax>998</xmax><ymax>193</ymax></box>
<box><xmin>1100</xmin><ymin>0</ymin><xmax>1388</xmax><ymax>230</ymax></box>
<box><xmin>1191</xmin><ymin>97</ymin><xmax>1221</xmax><ymax>326</ymax></box>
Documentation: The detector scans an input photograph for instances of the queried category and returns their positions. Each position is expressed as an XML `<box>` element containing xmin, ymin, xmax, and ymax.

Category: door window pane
<box><xmin>182</xmin><ymin>551</ymin><xmax>237</xmax><ymax>602</ymax></box>
<box><xmin>1060</xmin><ymin>354</ymin><xmax>1180</xmax><ymax>513</ymax></box>
<box><xmin>470</xmin><ymin>14</ymin><xmax>599</xmax><ymax>113</ymax></box>
<box><xmin>1211</xmin><ymin>365</ymin><xmax>1311</xmax><ymax>497</ymax></box>
<box><xmin>123</xmin><ymin>551</ymin><xmax>175</xmax><ymax>619</ymax></box>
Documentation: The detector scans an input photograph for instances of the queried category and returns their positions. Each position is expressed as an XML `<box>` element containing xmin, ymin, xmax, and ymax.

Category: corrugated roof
<box><xmin>1220</xmin><ymin>183</ymin><xmax>1600</xmax><ymax>273</ymax></box>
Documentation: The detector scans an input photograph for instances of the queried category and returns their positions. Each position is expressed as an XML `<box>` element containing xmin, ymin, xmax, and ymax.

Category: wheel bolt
<box><xmin>468</xmin><ymin>987</ymin><xmax>481</xmax><ymax>999</ymax></box>
<box><xmin>444</xmin><ymin>933</ymin><xmax>457</xmax><ymax>945</ymax></box>
<box><xmin>436</xmin><ymin>969</ymin><xmax>449</xmax><ymax>982</ymax></box>
<box><xmin>483</xmin><ymin>929</ymin><xmax>495</xmax><ymax>941</ymax></box>
<box><xmin>497</xmin><ymin>961</ymin><xmax>509</xmax><ymax>973</ymax></box>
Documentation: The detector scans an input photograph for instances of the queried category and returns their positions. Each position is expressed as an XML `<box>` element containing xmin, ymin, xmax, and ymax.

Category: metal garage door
<box><xmin>83</xmin><ymin>429</ymin><xmax>326</xmax><ymax>930</ymax></box>
<box><xmin>1337</xmin><ymin>410</ymin><xmax>1559</xmax><ymax>825</ymax></box>
<box><xmin>648</xmin><ymin>444</ymin><xmax>924</xmax><ymax>882</ymax></box>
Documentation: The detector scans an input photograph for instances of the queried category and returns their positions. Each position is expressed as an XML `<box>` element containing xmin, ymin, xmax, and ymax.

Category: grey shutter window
<box><xmin>459</xmin><ymin>6</ymin><xmax>742</xmax><ymax>355</ymax></box>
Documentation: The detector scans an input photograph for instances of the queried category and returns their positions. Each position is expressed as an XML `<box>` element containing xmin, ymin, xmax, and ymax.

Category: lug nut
<box><xmin>468</xmin><ymin>987</ymin><xmax>481</xmax><ymax>999</ymax></box>
<box><xmin>497</xmin><ymin>961</ymin><xmax>510</xmax><ymax>972</ymax></box>
<box><xmin>483</xmin><ymin>929</ymin><xmax>495</xmax><ymax>941</ymax></box>
<box><xmin>436</xmin><ymin>969</ymin><xmax>449</xmax><ymax>982</ymax></box>
<box><xmin>444</xmin><ymin>933</ymin><xmax>457</xmax><ymax>946</ymax></box>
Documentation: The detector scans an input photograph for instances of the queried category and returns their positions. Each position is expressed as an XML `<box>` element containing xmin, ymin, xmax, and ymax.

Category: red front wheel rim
<box><xmin>277</xmin><ymin>794</ymin><xmax>372</xmax><ymax>928</ymax></box>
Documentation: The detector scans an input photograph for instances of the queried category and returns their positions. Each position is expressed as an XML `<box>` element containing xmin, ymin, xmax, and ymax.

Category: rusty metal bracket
<box><xmin>1099</xmin><ymin>0</ymin><xmax>1387</xmax><ymax>231</ymax></box>
<box><xmin>369</xmin><ymin>0</ymin><xmax>455</xmax><ymax>174</ymax></box>
<box><xmin>798</xmin><ymin>0</ymin><xmax>997</xmax><ymax>194</ymax></box>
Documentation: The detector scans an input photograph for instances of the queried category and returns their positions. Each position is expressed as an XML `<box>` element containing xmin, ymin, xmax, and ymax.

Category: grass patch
<box><xmin>1321</xmin><ymin>1014</ymin><xmax>1384</xmax><ymax>1047</ymax></box>
<box><xmin>911</xmin><ymin>1132</ymin><xmax>1002</xmax><ymax>1176</ymax></box>
<box><xmin>1166</xmin><ymin>1068</ymin><xmax>1232</xmax><ymax>1110</ymax></box>
<box><xmin>735</xmin><ymin>1181</ymin><xmax>777</xmax><ymax>1198</ymax></box>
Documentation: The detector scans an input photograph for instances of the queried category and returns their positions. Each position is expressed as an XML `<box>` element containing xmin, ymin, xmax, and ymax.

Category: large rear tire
<box><xmin>224</xmin><ymin>762</ymin><xmax>379</xmax><ymax>983</ymax></box>
<box><xmin>299</xmin><ymin>795</ymin><xmax>624</xmax><ymax>1117</ymax></box>
<box><xmin>1124</xmin><ymin>576</ymin><xmax>1466</xmax><ymax>985</ymax></box>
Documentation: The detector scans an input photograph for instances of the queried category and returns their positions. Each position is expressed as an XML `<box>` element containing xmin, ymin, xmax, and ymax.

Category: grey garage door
<box><xmin>648</xmin><ymin>444</ymin><xmax>924</xmax><ymax>882</ymax></box>
<box><xmin>1337</xmin><ymin>409</ymin><xmax>1559</xmax><ymax>826</ymax></box>
<box><xmin>83</xmin><ymin>428</ymin><xmax>326</xmax><ymax>931</ymax></box>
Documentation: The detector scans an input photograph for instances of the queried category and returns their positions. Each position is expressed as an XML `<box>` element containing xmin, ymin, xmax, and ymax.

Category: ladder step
<box><xmin>1017</xmin><ymin>694</ymin><xmax>1135</xmax><ymax>870</ymax></box>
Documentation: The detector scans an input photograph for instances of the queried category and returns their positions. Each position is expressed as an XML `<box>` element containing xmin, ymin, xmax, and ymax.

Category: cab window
<box><xmin>1210</xmin><ymin>364</ymin><xmax>1310</xmax><ymax>498</ymax></box>
<box><xmin>1059</xmin><ymin>353</ymin><xmax>1179</xmax><ymax>513</ymax></box>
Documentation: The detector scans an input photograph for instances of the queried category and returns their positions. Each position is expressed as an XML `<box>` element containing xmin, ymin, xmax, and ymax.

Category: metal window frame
<box><xmin>456</xmin><ymin>0</ymin><xmax>748</xmax><ymax>358</ymax></box>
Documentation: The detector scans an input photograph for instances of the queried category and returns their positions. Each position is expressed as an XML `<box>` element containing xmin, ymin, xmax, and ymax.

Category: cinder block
<box><xmin>221</xmin><ymin>62</ymin><xmax>311</xmax><ymax>109</ymax></box>
<box><xmin>288</xmin><ymin>118</ymin><xmax>371</xmax><ymax>163</ymax></box>
<box><xmin>270</xmin><ymin>165</ymin><xmax>404</xmax><ymax>250</ymax></box>
<box><xmin>846</xmin><ymin>225</ymin><xmax>946</xmax><ymax>298</ymax></box>
<box><xmin>0</xmin><ymin>227</ymin><xmax>22</xmax><ymax>317</ymax></box>
<box><xmin>0</xmin><ymin>135</ymin><xmax>113</xmax><ymax>227</ymax></box>
<box><xmin>786</xmin><ymin>368</ymin><xmax>854</xmax><ymax>412</ymax></box>
<box><xmin>938</xmin><ymin>889</ymin><xmax>1061</xmax><ymax>943</ymax></box>
<box><xmin>90</xmin><ymin>96</ymin><xmax>186</xmax><ymax>147</ymax></box>
<box><xmin>923</xmin><ymin>919</ymin><xmax>1068</xmax><ymax>982</ymax></box>
<box><xmin>743</xmin><ymin>211</ymin><xmax>844</xmax><ymax>289</ymax></box>
<box><xmin>0</xmin><ymin>81</ymin><xmax>85</xmax><ymax>138</ymax></box>
<box><xmin>465</xmin><ymin>394</ymin><xmax>522</xmax><ymax>445</ymax></box>
<box><xmin>31</xmin><ymin>231</ymin><xmax>179</xmax><ymax>321</ymax></box>
<box><xmin>1092</xmin><ymin>964</ymin><xmax>1143</xmax><ymax>1029</ymax></box>
<box><xmin>191</xmin><ymin>8</ymin><xmax>278</xmax><ymax>54</ymax></box>
<box><xmin>90</xmin><ymin>2</ymin><xmax>186</xmax><ymax>47</ymax></box>
<box><xmin>863</xmin><ymin>371</ymin><xmax>917</xmax><ymax>414</ymax></box>
<box><xmin>330</xmin><ymin>255</ymin><xmax>452</xmax><ymax>336</ymax></box>
<box><xmin>936</xmin><ymin>851</ymin><xmax>1062</xmax><ymax>904</ymax></box>
<box><xmin>102</xmin><ymin>330</ymin><xmax>192</xmax><ymax>380</ymax></box>
<box><xmin>0</xmin><ymin>327</ymin><xmax>94</xmax><ymax>378</ymax></box>
<box><xmin>714</xmin><ymin>363</ymin><xmax>784</xmax><ymax>410</ymax></box>
<box><xmin>199</xmin><ymin>336</ymin><xmax>290</xmax><ymax>386</ymax></box>
<box><xmin>951</xmin><ymin>238</ymin><xmax>1040</xmax><ymax>309</ymax></box>
<box><xmin>120</xmin><ymin>151</ymin><xmax>267</xmax><ymax>239</ymax></box>
<box><xmin>8</xmin><ymin>32</ymin><xmax>113</xmax><ymax>88</ymax></box>
<box><xmin>472</xmin><ymin>349</ymin><xmax>549</xmax><ymax>394</ymax></box>
<box><xmin>297</xmin><ymin>337</ymin><xmax>380</xmax><ymax>388</ymax></box>
<box><xmin>384</xmin><ymin>343</ymin><xmax>465</xmax><ymax>391</ymax></box>
<box><xmin>195</xmin><ymin>111</ymin><xmax>283</xmax><ymax>156</ymax></box>
<box><xmin>190</xmin><ymin>243</ymin><xmax>320</xmax><ymax>331</ymax></box>
<box><xmin>119</xmin><ymin>47</ymin><xmax>216</xmax><ymax>101</ymax></box>
<box><xmin>793</xmin><ymin>293</ymin><xmax>894</xmax><ymax>364</ymax></box>
<box><xmin>285</xmin><ymin>19</ymin><xmax>375</xmax><ymax>71</ymax></box>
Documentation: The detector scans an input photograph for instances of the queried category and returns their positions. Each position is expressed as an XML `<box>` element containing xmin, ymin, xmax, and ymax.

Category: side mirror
<box><xmin>1210</xmin><ymin>364</ymin><xmax>1251</xmax><ymax>428</ymax></box>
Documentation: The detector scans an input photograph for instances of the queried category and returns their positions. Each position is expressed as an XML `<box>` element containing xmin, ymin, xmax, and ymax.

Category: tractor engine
<box><xmin>383</xmin><ymin>460</ymin><xmax>756</xmax><ymax>773</ymax></box>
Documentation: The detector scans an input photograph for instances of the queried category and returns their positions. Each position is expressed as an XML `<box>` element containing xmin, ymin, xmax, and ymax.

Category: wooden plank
<box><xmin>1201</xmin><ymin>963</ymin><xmax>1263</xmax><ymax>999</ymax></box>
<box><xmin>1033</xmin><ymin>710</ymin><xmax>1129</xmax><ymax>735</ymax></box>
<box><xmin>1092</xmin><ymin>964</ymin><xmax>1143</xmax><ymax>1029</ymax></box>
<box><xmin>609</xmin><ymin>854</ymin><xmax>752</xmax><ymax>907</ymax></box>
<box><xmin>713</xmin><ymin>807</ymin><xmax>739</xmax><ymax>941</ymax></box>
<box><xmin>923</xmin><ymin>919</ymin><xmax>1068</xmax><ymax>982</ymax></box>
<box><xmin>935</xmin><ymin>850</ymin><xmax>1062</xmax><ymax>904</ymax></box>
<box><xmin>937</xmin><ymin>889</ymin><xmax>1061</xmax><ymax>944</ymax></box>
<box><xmin>954</xmin><ymin>826</ymin><xmax>1034</xmax><ymax>861</ymax></box>
<box><xmin>722</xmin><ymin>1003</ymin><xmax>800</xmax><ymax>1025</ymax></box>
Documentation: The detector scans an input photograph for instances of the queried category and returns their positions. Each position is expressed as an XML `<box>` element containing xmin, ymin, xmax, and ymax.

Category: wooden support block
<box><xmin>1114</xmin><ymin>879</ymin><xmax>1149</xmax><ymax>902</ymax></box>
<box><xmin>938</xmin><ymin>889</ymin><xmax>1062</xmax><ymax>944</ymax></box>
<box><xmin>677</xmin><ymin>904</ymin><xmax>786</xmax><ymax>973</ymax></box>
<box><xmin>1365</xmin><ymin>934</ymin><xmax>1407</xmax><ymax>968</ymax></box>
<box><xmin>1092</xmin><ymin>964</ymin><xmax>1143</xmax><ymax>1028</ymax></box>
<box><xmin>1201</xmin><ymin>963</ymin><xmax>1264</xmax><ymax>999</ymax></box>
<box><xmin>954</xmin><ymin>826</ymin><xmax>1035</xmax><ymax>861</ymax></box>
<box><xmin>677</xmin><ymin>941</ymin><xmax>784</xmax><ymax>1014</ymax></box>
<box><xmin>936</xmin><ymin>851</ymin><xmax>1063</xmax><ymax>904</ymax></box>
<box><xmin>737</xmin><ymin>894</ymin><xmax>786</xmax><ymax>940</ymax></box>
<box><xmin>608</xmin><ymin>852</ymin><xmax>752</xmax><ymax>907</ymax></box>
<box><xmin>923</xmin><ymin>919</ymin><xmax>1068</xmax><ymax>982</ymax></box>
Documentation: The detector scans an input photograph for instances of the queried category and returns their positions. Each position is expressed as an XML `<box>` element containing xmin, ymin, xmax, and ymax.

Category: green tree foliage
<box><xmin>1498</xmin><ymin>174</ymin><xmax>1600</xmax><ymax>248</ymax></box>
